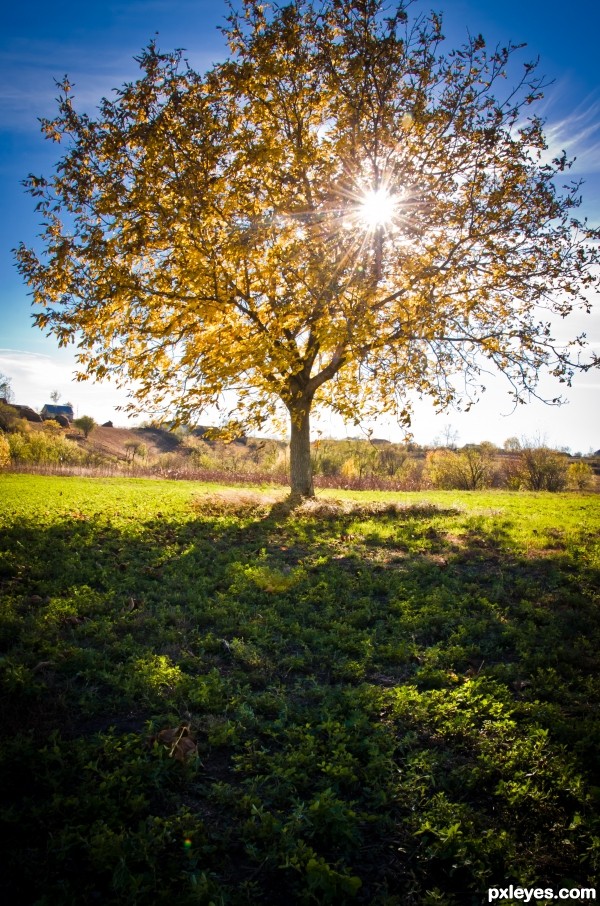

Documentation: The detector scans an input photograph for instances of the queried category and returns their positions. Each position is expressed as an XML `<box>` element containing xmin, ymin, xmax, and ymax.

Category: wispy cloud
<box><xmin>0</xmin><ymin>41</ymin><xmax>145</xmax><ymax>129</ymax></box>
<box><xmin>543</xmin><ymin>94</ymin><xmax>600</xmax><ymax>175</ymax></box>
<box><xmin>0</xmin><ymin>35</ymin><xmax>215</xmax><ymax>131</ymax></box>
<box><xmin>0</xmin><ymin>348</ymin><xmax>73</xmax><ymax>377</ymax></box>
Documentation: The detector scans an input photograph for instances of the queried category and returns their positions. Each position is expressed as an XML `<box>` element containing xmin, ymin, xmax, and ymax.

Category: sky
<box><xmin>1</xmin><ymin>0</ymin><xmax>599</xmax><ymax>451</ymax></box>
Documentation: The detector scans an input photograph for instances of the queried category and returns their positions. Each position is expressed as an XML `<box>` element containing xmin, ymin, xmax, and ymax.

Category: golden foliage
<box><xmin>15</xmin><ymin>0</ymin><xmax>599</xmax><ymax>494</ymax></box>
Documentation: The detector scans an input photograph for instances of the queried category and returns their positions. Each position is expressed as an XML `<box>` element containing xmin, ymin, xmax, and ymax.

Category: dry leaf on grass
<box><xmin>154</xmin><ymin>724</ymin><xmax>198</xmax><ymax>762</ymax></box>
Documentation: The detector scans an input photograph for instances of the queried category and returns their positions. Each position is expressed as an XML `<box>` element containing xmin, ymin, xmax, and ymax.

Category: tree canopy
<box><xmin>0</xmin><ymin>372</ymin><xmax>15</xmax><ymax>404</ymax></box>
<box><xmin>74</xmin><ymin>415</ymin><xmax>96</xmax><ymax>438</ymax></box>
<box><xmin>16</xmin><ymin>0</ymin><xmax>599</xmax><ymax>495</ymax></box>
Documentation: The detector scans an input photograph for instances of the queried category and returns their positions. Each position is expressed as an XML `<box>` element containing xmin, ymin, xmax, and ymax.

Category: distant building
<box><xmin>41</xmin><ymin>403</ymin><xmax>74</xmax><ymax>423</ymax></box>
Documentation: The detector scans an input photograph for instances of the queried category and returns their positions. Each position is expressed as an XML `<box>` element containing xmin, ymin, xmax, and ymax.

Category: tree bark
<box><xmin>289</xmin><ymin>403</ymin><xmax>314</xmax><ymax>498</ymax></box>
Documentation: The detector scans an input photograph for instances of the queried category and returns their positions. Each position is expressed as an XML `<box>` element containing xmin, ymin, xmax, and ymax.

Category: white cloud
<box><xmin>543</xmin><ymin>94</ymin><xmax>600</xmax><ymax>175</ymax></box>
<box><xmin>0</xmin><ymin>348</ymin><xmax>137</xmax><ymax>425</ymax></box>
<box><xmin>1</xmin><ymin>346</ymin><xmax>598</xmax><ymax>452</ymax></box>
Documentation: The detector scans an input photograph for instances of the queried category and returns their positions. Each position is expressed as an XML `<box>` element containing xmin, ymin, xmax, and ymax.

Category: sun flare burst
<box><xmin>358</xmin><ymin>188</ymin><xmax>396</xmax><ymax>229</ymax></box>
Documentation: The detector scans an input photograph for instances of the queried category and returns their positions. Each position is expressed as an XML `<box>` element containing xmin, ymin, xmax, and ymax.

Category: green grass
<box><xmin>1</xmin><ymin>474</ymin><xmax>599</xmax><ymax>904</ymax></box>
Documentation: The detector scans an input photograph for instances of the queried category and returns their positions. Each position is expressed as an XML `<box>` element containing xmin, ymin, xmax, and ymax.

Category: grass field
<box><xmin>0</xmin><ymin>474</ymin><xmax>598</xmax><ymax>904</ymax></box>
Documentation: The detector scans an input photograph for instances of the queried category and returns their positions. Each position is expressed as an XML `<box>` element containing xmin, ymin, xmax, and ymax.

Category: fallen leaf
<box><xmin>156</xmin><ymin>724</ymin><xmax>198</xmax><ymax>762</ymax></box>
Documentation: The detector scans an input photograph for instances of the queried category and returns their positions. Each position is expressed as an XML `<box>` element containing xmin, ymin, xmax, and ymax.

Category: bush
<box><xmin>7</xmin><ymin>430</ymin><xmax>86</xmax><ymax>465</ymax></box>
<box><xmin>312</xmin><ymin>440</ymin><xmax>345</xmax><ymax>478</ymax></box>
<box><xmin>426</xmin><ymin>447</ymin><xmax>495</xmax><ymax>490</ymax></box>
<box><xmin>124</xmin><ymin>440</ymin><xmax>148</xmax><ymax>463</ymax></box>
<box><xmin>397</xmin><ymin>457</ymin><xmax>426</xmax><ymax>490</ymax></box>
<box><xmin>500</xmin><ymin>455</ymin><xmax>523</xmax><ymax>490</ymax></box>
<box><xmin>40</xmin><ymin>419</ymin><xmax>64</xmax><ymax>436</ymax></box>
<box><xmin>0</xmin><ymin>403</ymin><xmax>19</xmax><ymax>432</ymax></box>
<box><xmin>73</xmin><ymin>415</ymin><xmax>96</xmax><ymax>438</ymax></box>
<box><xmin>0</xmin><ymin>433</ymin><xmax>9</xmax><ymax>467</ymax></box>
<box><xmin>518</xmin><ymin>447</ymin><xmax>568</xmax><ymax>491</ymax></box>
<box><xmin>340</xmin><ymin>456</ymin><xmax>359</xmax><ymax>480</ymax></box>
<box><xmin>377</xmin><ymin>444</ymin><xmax>409</xmax><ymax>477</ymax></box>
<box><xmin>567</xmin><ymin>460</ymin><xmax>595</xmax><ymax>490</ymax></box>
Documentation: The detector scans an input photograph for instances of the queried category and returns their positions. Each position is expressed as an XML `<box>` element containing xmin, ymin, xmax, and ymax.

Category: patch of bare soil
<box><xmin>85</xmin><ymin>426</ymin><xmax>183</xmax><ymax>460</ymax></box>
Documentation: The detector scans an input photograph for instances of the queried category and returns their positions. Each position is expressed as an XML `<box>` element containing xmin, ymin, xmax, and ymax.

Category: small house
<box><xmin>41</xmin><ymin>403</ymin><xmax>74</xmax><ymax>423</ymax></box>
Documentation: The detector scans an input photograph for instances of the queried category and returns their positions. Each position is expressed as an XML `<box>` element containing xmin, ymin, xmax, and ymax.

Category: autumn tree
<box><xmin>16</xmin><ymin>0</ymin><xmax>599</xmax><ymax>496</ymax></box>
<box><xmin>517</xmin><ymin>444</ymin><xmax>569</xmax><ymax>491</ymax></box>
<box><xmin>73</xmin><ymin>415</ymin><xmax>96</xmax><ymax>438</ymax></box>
<box><xmin>0</xmin><ymin>373</ymin><xmax>15</xmax><ymax>404</ymax></box>
<box><xmin>124</xmin><ymin>439</ymin><xmax>148</xmax><ymax>464</ymax></box>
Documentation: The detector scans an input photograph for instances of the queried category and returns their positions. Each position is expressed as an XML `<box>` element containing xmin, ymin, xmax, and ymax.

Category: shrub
<box><xmin>426</xmin><ymin>447</ymin><xmax>495</xmax><ymax>490</ymax></box>
<box><xmin>500</xmin><ymin>455</ymin><xmax>523</xmax><ymax>490</ymax></box>
<box><xmin>315</xmin><ymin>453</ymin><xmax>340</xmax><ymax>477</ymax></box>
<box><xmin>7</xmin><ymin>429</ymin><xmax>86</xmax><ymax>465</ymax></box>
<box><xmin>312</xmin><ymin>440</ymin><xmax>345</xmax><ymax>478</ymax></box>
<box><xmin>0</xmin><ymin>433</ymin><xmax>9</xmax><ymax>467</ymax></box>
<box><xmin>0</xmin><ymin>403</ymin><xmax>19</xmax><ymax>432</ymax></box>
<box><xmin>397</xmin><ymin>456</ymin><xmax>426</xmax><ymax>490</ymax></box>
<box><xmin>518</xmin><ymin>446</ymin><xmax>568</xmax><ymax>491</ymax></box>
<box><xmin>124</xmin><ymin>440</ymin><xmax>148</xmax><ymax>463</ymax></box>
<box><xmin>567</xmin><ymin>460</ymin><xmax>595</xmax><ymax>490</ymax></box>
<box><xmin>40</xmin><ymin>419</ymin><xmax>64</xmax><ymax>436</ymax></box>
<box><xmin>340</xmin><ymin>456</ymin><xmax>359</xmax><ymax>480</ymax></box>
<box><xmin>73</xmin><ymin>415</ymin><xmax>96</xmax><ymax>438</ymax></box>
<box><xmin>377</xmin><ymin>444</ymin><xmax>409</xmax><ymax>477</ymax></box>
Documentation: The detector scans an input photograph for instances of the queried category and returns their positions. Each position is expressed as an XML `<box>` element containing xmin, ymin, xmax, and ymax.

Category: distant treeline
<box><xmin>0</xmin><ymin>404</ymin><xmax>597</xmax><ymax>491</ymax></box>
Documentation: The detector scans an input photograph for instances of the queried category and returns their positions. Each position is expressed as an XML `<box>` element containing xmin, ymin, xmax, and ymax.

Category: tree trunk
<box><xmin>289</xmin><ymin>404</ymin><xmax>314</xmax><ymax>498</ymax></box>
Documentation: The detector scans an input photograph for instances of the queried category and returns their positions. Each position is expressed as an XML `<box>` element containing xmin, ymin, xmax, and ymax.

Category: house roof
<box><xmin>42</xmin><ymin>404</ymin><xmax>74</xmax><ymax>416</ymax></box>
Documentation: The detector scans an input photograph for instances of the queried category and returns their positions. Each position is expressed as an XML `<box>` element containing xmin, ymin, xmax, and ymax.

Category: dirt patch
<box><xmin>525</xmin><ymin>547</ymin><xmax>567</xmax><ymax>559</ymax></box>
<box><xmin>85</xmin><ymin>426</ymin><xmax>183</xmax><ymax>460</ymax></box>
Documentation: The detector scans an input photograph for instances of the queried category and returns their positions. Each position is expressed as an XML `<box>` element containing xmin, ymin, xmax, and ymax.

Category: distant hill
<box><xmin>81</xmin><ymin>426</ymin><xmax>183</xmax><ymax>461</ymax></box>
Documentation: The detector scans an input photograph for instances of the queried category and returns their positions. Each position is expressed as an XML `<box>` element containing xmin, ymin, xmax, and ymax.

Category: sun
<box><xmin>358</xmin><ymin>188</ymin><xmax>396</xmax><ymax>229</ymax></box>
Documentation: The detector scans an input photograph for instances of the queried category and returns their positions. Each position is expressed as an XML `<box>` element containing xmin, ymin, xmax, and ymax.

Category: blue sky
<box><xmin>1</xmin><ymin>0</ymin><xmax>599</xmax><ymax>450</ymax></box>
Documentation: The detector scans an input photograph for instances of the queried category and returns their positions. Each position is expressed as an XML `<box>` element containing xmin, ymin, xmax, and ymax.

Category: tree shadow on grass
<box><xmin>1</xmin><ymin>504</ymin><xmax>598</xmax><ymax>742</ymax></box>
<box><xmin>0</xmin><ymin>504</ymin><xmax>599</xmax><ymax>903</ymax></box>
